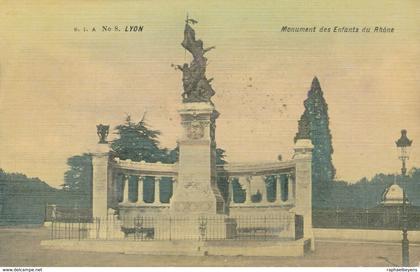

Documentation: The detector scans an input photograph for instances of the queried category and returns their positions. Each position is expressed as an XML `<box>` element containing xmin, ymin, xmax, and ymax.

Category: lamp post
<box><xmin>401</xmin><ymin>188</ymin><xmax>409</xmax><ymax>267</ymax></box>
<box><xmin>395</xmin><ymin>129</ymin><xmax>412</xmax><ymax>176</ymax></box>
<box><xmin>395</xmin><ymin>129</ymin><xmax>412</xmax><ymax>266</ymax></box>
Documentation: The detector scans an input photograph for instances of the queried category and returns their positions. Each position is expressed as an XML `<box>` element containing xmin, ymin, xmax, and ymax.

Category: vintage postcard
<box><xmin>0</xmin><ymin>0</ymin><xmax>419</xmax><ymax>269</ymax></box>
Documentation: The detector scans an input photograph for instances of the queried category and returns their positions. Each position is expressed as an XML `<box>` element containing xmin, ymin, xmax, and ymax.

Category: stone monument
<box><xmin>171</xmin><ymin>19</ymin><xmax>226</xmax><ymax>215</ymax></box>
<box><xmin>86</xmin><ymin>19</ymin><xmax>312</xmax><ymax>247</ymax></box>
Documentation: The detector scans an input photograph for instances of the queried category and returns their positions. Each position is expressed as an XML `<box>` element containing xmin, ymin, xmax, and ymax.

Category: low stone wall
<box><xmin>314</xmin><ymin>228</ymin><xmax>420</xmax><ymax>243</ymax></box>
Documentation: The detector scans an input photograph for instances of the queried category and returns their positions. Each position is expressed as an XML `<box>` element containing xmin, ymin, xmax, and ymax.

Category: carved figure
<box><xmin>178</xmin><ymin>20</ymin><xmax>216</xmax><ymax>103</ymax></box>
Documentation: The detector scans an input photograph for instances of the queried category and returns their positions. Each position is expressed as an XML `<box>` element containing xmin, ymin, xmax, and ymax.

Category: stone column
<box><xmin>293</xmin><ymin>139</ymin><xmax>314</xmax><ymax>250</ymax></box>
<box><xmin>262</xmin><ymin>176</ymin><xmax>268</xmax><ymax>204</ymax></box>
<box><xmin>228</xmin><ymin>178</ymin><xmax>235</xmax><ymax>204</ymax></box>
<box><xmin>288</xmin><ymin>173</ymin><xmax>295</xmax><ymax>203</ymax></box>
<box><xmin>136</xmin><ymin>176</ymin><xmax>144</xmax><ymax>204</ymax></box>
<box><xmin>277</xmin><ymin>174</ymin><xmax>282</xmax><ymax>204</ymax></box>
<box><xmin>168</xmin><ymin>177</ymin><xmax>177</xmax><ymax>204</ymax></box>
<box><xmin>172</xmin><ymin>177</ymin><xmax>177</xmax><ymax>194</ymax></box>
<box><xmin>109</xmin><ymin>171</ymin><xmax>118</xmax><ymax>209</ymax></box>
<box><xmin>154</xmin><ymin>176</ymin><xmax>161</xmax><ymax>204</ymax></box>
<box><xmin>245</xmin><ymin>176</ymin><xmax>252</xmax><ymax>204</ymax></box>
<box><xmin>92</xmin><ymin>143</ymin><xmax>110</xmax><ymax>218</ymax></box>
<box><xmin>122</xmin><ymin>174</ymin><xmax>130</xmax><ymax>204</ymax></box>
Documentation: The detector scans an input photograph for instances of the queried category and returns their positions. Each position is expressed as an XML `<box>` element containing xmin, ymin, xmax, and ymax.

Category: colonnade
<box><xmin>116</xmin><ymin>173</ymin><xmax>293</xmax><ymax>206</ymax></box>
<box><xmin>118</xmin><ymin>174</ymin><xmax>176</xmax><ymax>205</ymax></box>
<box><xmin>228</xmin><ymin>173</ymin><xmax>294</xmax><ymax>205</ymax></box>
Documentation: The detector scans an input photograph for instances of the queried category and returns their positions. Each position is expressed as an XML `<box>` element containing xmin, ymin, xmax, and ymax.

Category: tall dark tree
<box><xmin>63</xmin><ymin>154</ymin><xmax>92</xmax><ymax>192</ymax></box>
<box><xmin>62</xmin><ymin>153</ymin><xmax>93</xmax><ymax>207</ymax></box>
<box><xmin>111</xmin><ymin>115</ymin><xmax>168</xmax><ymax>163</ymax></box>
<box><xmin>295</xmin><ymin>77</ymin><xmax>335</xmax><ymax>207</ymax></box>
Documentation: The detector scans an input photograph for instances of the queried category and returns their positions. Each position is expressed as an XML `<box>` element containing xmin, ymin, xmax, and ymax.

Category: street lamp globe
<box><xmin>395</xmin><ymin>129</ymin><xmax>413</xmax><ymax>176</ymax></box>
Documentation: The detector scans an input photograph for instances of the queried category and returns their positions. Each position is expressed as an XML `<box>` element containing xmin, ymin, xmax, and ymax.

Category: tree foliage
<box><xmin>295</xmin><ymin>77</ymin><xmax>335</xmax><ymax>207</ymax></box>
<box><xmin>63</xmin><ymin>115</ymin><xmax>230</xmax><ymax>206</ymax></box>
<box><xmin>0</xmin><ymin>168</ymin><xmax>58</xmax><ymax>225</ymax></box>
<box><xmin>0</xmin><ymin>168</ymin><xmax>54</xmax><ymax>191</ymax></box>
<box><xmin>111</xmin><ymin>115</ymin><xmax>168</xmax><ymax>163</ymax></box>
<box><xmin>63</xmin><ymin>154</ymin><xmax>92</xmax><ymax>192</ymax></box>
<box><xmin>62</xmin><ymin>154</ymin><xmax>92</xmax><ymax>207</ymax></box>
<box><xmin>326</xmin><ymin>168</ymin><xmax>420</xmax><ymax>208</ymax></box>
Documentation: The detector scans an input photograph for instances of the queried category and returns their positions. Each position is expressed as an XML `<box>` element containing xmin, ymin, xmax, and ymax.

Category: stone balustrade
<box><xmin>217</xmin><ymin>160</ymin><xmax>295</xmax><ymax>176</ymax></box>
<box><xmin>217</xmin><ymin>161</ymin><xmax>296</xmax><ymax>208</ymax></box>
<box><xmin>227</xmin><ymin>173</ymin><xmax>295</xmax><ymax>207</ymax></box>
<box><xmin>110</xmin><ymin>158</ymin><xmax>296</xmax><ymax>210</ymax></box>
<box><xmin>112</xmin><ymin>158</ymin><xmax>178</xmax><ymax>177</ymax></box>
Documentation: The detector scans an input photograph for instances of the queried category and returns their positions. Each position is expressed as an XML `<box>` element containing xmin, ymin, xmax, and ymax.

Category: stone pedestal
<box><xmin>292</xmin><ymin>139</ymin><xmax>314</xmax><ymax>249</ymax></box>
<box><xmin>171</xmin><ymin>102</ymin><xmax>225</xmax><ymax>215</ymax></box>
<box><xmin>92</xmin><ymin>143</ymin><xmax>110</xmax><ymax>219</ymax></box>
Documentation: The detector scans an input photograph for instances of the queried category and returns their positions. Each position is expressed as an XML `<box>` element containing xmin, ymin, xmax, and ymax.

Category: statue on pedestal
<box><xmin>178</xmin><ymin>19</ymin><xmax>216</xmax><ymax>103</ymax></box>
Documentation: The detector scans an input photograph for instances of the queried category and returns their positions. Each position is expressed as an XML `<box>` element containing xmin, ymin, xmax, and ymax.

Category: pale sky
<box><xmin>0</xmin><ymin>0</ymin><xmax>419</xmax><ymax>188</ymax></box>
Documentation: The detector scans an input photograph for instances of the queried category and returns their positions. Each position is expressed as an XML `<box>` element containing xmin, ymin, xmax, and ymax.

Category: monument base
<box><xmin>171</xmin><ymin>102</ymin><xmax>226</xmax><ymax>215</ymax></box>
<box><xmin>117</xmin><ymin>214</ymin><xmax>237</xmax><ymax>240</ymax></box>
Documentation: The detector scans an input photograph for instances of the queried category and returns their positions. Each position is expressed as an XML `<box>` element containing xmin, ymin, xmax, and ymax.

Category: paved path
<box><xmin>0</xmin><ymin>227</ymin><xmax>419</xmax><ymax>267</ymax></box>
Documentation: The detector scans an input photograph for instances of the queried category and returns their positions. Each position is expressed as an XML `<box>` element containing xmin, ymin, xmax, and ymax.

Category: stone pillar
<box><xmin>288</xmin><ymin>173</ymin><xmax>295</xmax><ymax>203</ymax></box>
<box><xmin>171</xmin><ymin>102</ymin><xmax>225</xmax><ymax>215</ymax></box>
<box><xmin>172</xmin><ymin>177</ymin><xmax>177</xmax><ymax>193</ymax></box>
<box><xmin>245</xmin><ymin>176</ymin><xmax>252</xmax><ymax>204</ymax></box>
<box><xmin>92</xmin><ymin>143</ymin><xmax>110</xmax><ymax>219</ymax></box>
<box><xmin>136</xmin><ymin>176</ymin><xmax>144</xmax><ymax>204</ymax></box>
<box><xmin>122</xmin><ymin>174</ymin><xmax>130</xmax><ymax>204</ymax></box>
<box><xmin>154</xmin><ymin>176</ymin><xmax>161</xmax><ymax>204</ymax></box>
<box><xmin>277</xmin><ymin>174</ymin><xmax>282</xmax><ymax>204</ymax></box>
<box><xmin>261</xmin><ymin>176</ymin><xmax>268</xmax><ymax>203</ymax></box>
<box><xmin>108</xmin><ymin>171</ymin><xmax>118</xmax><ymax>209</ymax></box>
<box><xmin>168</xmin><ymin>177</ymin><xmax>177</xmax><ymax>204</ymax></box>
<box><xmin>228</xmin><ymin>178</ymin><xmax>234</xmax><ymax>204</ymax></box>
<box><xmin>293</xmin><ymin>139</ymin><xmax>314</xmax><ymax>250</ymax></box>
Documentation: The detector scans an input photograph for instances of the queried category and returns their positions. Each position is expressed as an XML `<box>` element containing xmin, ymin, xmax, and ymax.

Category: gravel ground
<box><xmin>0</xmin><ymin>227</ymin><xmax>419</xmax><ymax>267</ymax></box>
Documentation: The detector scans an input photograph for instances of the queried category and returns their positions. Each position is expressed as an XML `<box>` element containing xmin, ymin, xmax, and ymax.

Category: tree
<box><xmin>215</xmin><ymin>148</ymin><xmax>228</xmax><ymax>165</ymax></box>
<box><xmin>62</xmin><ymin>154</ymin><xmax>93</xmax><ymax>207</ymax></box>
<box><xmin>295</xmin><ymin>77</ymin><xmax>335</xmax><ymax>207</ymax></box>
<box><xmin>0</xmin><ymin>168</ymin><xmax>58</xmax><ymax>225</ymax></box>
<box><xmin>215</xmin><ymin>148</ymin><xmax>229</xmax><ymax>201</ymax></box>
<box><xmin>63</xmin><ymin>154</ymin><xmax>92</xmax><ymax>192</ymax></box>
<box><xmin>111</xmin><ymin>115</ymin><xmax>168</xmax><ymax>163</ymax></box>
